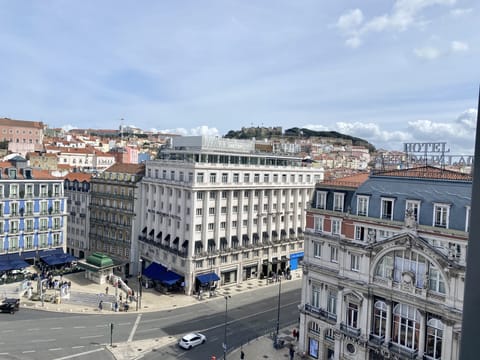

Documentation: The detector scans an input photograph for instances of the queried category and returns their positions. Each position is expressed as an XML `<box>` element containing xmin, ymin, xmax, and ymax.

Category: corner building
<box><xmin>139</xmin><ymin>136</ymin><xmax>323</xmax><ymax>295</ymax></box>
<box><xmin>300</xmin><ymin>166</ymin><xmax>469</xmax><ymax>360</ymax></box>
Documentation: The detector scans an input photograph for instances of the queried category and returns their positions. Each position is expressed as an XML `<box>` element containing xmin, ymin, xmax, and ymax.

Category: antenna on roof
<box><xmin>120</xmin><ymin>118</ymin><xmax>124</xmax><ymax>143</ymax></box>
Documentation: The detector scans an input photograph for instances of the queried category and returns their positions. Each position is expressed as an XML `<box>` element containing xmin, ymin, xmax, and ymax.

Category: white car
<box><xmin>178</xmin><ymin>332</ymin><xmax>207</xmax><ymax>349</ymax></box>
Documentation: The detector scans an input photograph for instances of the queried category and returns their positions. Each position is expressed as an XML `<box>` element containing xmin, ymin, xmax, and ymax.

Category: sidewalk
<box><xmin>3</xmin><ymin>269</ymin><xmax>303</xmax><ymax>359</ymax></box>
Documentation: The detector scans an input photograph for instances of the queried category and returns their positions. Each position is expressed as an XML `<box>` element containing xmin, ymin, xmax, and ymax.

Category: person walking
<box><xmin>105</xmin><ymin>286</ymin><xmax>109</xmax><ymax>295</ymax></box>
<box><xmin>289</xmin><ymin>345</ymin><xmax>295</xmax><ymax>360</ymax></box>
<box><xmin>98</xmin><ymin>300</ymin><xmax>103</xmax><ymax>311</ymax></box>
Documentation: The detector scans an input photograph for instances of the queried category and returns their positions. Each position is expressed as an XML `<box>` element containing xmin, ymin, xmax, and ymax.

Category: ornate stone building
<box><xmin>300</xmin><ymin>166</ymin><xmax>470</xmax><ymax>360</ymax></box>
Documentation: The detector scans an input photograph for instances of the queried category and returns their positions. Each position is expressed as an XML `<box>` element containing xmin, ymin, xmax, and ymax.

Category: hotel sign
<box><xmin>404</xmin><ymin>142</ymin><xmax>473</xmax><ymax>166</ymax></box>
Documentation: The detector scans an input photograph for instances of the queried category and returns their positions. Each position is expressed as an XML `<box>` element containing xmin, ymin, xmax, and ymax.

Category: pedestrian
<box><xmin>114</xmin><ymin>301</ymin><xmax>119</xmax><ymax>312</ymax></box>
<box><xmin>240</xmin><ymin>349</ymin><xmax>245</xmax><ymax>359</ymax></box>
<box><xmin>296</xmin><ymin>329</ymin><xmax>299</xmax><ymax>342</ymax></box>
<box><xmin>119</xmin><ymin>294</ymin><xmax>122</xmax><ymax>302</ymax></box>
<box><xmin>105</xmin><ymin>286</ymin><xmax>109</xmax><ymax>295</ymax></box>
<box><xmin>99</xmin><ymin>300</ymin><xmax>103</xmax><ymax>311</ymax></box>
<box><xmin>289</xmin><ymin>345</ymin><xmax>295</xmax><ymax>360</ymax></box>
<box><xmin>293</xmin><ymin>328</ymin><xmax>297</xmax><ymax>339</ymax></box>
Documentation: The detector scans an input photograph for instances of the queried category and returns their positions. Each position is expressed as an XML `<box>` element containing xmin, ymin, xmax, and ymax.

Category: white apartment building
<box><xmin>138</xmin><ymin>136</ymin><xmax>324</xmax><ymax>295</ymax></box>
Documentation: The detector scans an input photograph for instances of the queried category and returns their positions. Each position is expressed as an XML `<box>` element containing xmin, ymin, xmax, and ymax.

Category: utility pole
<box><xmin>223</xmin><ymin>295</ymin><xmax>231</xmax><ymax>360</ymax></box>
<box><xmin>274</xmin><ymin>277</ymin><xmax>282</xmax><ymax>348</ymax></box>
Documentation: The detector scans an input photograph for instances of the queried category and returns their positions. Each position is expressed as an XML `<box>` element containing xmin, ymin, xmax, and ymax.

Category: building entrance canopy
<box><xmin>143</xmin><ymin>262</ymin><xmax>182</xmax><ymax>285</ymax></box>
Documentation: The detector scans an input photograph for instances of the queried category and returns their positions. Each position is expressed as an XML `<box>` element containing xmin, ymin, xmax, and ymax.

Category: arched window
<box><xmin>426</xmin><ymin>317</ymin><xmax>443</xmax><ymax>359</ymax></box>
<box><xmin>392</xmin><ymin>304</ymin><xmax>420</xmax><ymax>350</ymax></box>
<box><xmin>372</xmin><ymin>300</ymin><xmax>387</xmax><ymax>337</ymax></box>
<box><xmin>374</xmin><ymin>250</ymin><xmax>446</xmax><ymax>294</ymax></box>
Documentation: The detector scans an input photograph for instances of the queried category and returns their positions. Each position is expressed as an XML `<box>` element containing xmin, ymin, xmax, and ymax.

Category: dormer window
<box><xmin>24</xmin><ymin>168</ymin><xmax>32</xmax><ymax>179</ymax></box>
<box><xmin>433</xmin><ymin>203</ymin><xmax>450</xmax><ymax>228</ymax></box>
<box><xmin>10</xmin><ymin>184</ymin><xmax>18</xmax><ymax>198</ymax></box>
<box><xmin>333</xmin><ymin>192</ymin><xmax>345</xmax><ymax>212</ymax></box>
<box><xmin>381</xmin><ymin>197</ymin><xmax>395</xmax><ymax>220</ymax></box>
<box><xmin>8</xmin><ymin>168</ymin><xmax>17</xmax><ymax>179</ymax></box>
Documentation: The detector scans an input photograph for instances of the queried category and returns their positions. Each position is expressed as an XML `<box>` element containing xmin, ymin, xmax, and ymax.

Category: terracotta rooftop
<box><xmin>64</xmin><ymin>172</ymin><xmax>93</xmax><ymax>182</ymax></box>
<box><xmin>372</xmin><ymin>165</ymin><xmax>472</xmax><ymax>181</ymax></box>
<box><xmin>104</xmin><ymin>163</ymin><xmax>145</xmax><ymax>175</ymax></box>
<box><xmin>0</xmin><ymin>117</ymin><xmax>44</xmax><ymax>129</ymax></box>
<box><xmin>321</xmin><ymin>172</ymin><xmax>370</xmax><ymax>188</ymax></box>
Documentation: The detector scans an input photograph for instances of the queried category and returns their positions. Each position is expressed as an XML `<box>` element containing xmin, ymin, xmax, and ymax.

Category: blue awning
<box><xmin>40</xmin><ymin>250</ymin><xmax>77</xmax><ymax>266</ymax></box>
<box><xmin>143</xmin><ymin>262</ymin><xmax>182</xmax><ymax>285</ymax></box>
<box><xmin>196</xmin><ymin>272</ymin><xmax>220</xmax><ymax>285</ymax></box>
<box><xmin>20</xmin><ymin>250</ymin><xmax>38</xmax><ymax>260</ymax></box>
<box><xmin>0</xmin><ymin>254</ymin><xmax>30</xmax><ymax>271</ymax></box>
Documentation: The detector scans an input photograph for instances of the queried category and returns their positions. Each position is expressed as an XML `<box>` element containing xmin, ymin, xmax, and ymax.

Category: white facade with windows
<box><xmin>300</xmin><ymin>167</ymin><xmax>469</xmax><ymax>360</ymax></box>
<box><xmin>138</xmin><ymin>136</ymin><xmax>323</xmax><ymax>295</ymax></box>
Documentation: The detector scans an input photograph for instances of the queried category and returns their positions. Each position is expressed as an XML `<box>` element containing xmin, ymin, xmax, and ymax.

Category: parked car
<box><xmin>178</xmin><ymin>332</ymin><xmax>207</xmax><ymax>349</ymax></box>
<box><xmin>0</xmin><ymin>298</ymin><xmax>20</xmax><ymax>314</ymax></box>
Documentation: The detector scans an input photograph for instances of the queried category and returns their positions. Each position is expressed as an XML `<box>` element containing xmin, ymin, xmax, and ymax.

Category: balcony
<box><xmin>388</xmin><ymin>342</ymin><xmax>418</xmax><ymax>359</ymax></box>
<box><xmin>304</xmin><ymin>304</ymin><xmax>337</xmax><ymax>324</ymax></box>
<box><xmin>340</xmin><ymin>322</ymin><xmax>361</xmax><ymax>338</ymax></box>
<box><xmin>368</xmin><ymin>333</ymin><xmax>385</xmax><ymax>346</ymax></box>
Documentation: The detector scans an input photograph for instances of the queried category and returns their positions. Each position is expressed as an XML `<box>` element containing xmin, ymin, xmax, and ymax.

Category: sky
<box><xmin>0</xmin><ymin>0</ymin><xmax>478</xmax><ymax>154</ymax></box>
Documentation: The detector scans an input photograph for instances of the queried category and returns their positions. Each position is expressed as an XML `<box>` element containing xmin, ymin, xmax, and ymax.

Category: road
<box><xmin>0</xmin><ymin>283</ymin><xmax>301</xmax><ymax>360</ymax></box>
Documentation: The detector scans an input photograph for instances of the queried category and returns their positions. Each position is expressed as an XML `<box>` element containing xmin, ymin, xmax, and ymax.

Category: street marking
<box><xmin>127</xmin><ymin>314</ymin><xmax>142</xmax><ymax>342</ymax></box>
<box><xmin>137</xmin><ymin>327</ymin><xmax>160</xmax><ymax>333</ymax></box>
<box><xmin>31</xmin><ymin>339</ymin><xmax>56</xmax><ymax>343</ymax></box>
<box><xmin>72</xmin><ymin>346</ymin><xmax>84</xmax><ymax>349</ymax></box>
<box><xmin>96</xmin><ymin>324</ymin><xmax>107</xmax><ymax>327</ymax></box>
<box><xmin>23</xmin><ymin>350</ymin><xmax>36</xmax><ymax>353</ymax></box>
<box><xmin>73</xmin><ymin>326</ymin><xmax>86</xmax><ymax>329</ymax></box>
<box><xmin>49</xmin><ymin>348</ymin><xmax>62</xmax><ymax>351</ymax></box>
<box><xmin>118</xmin><ymin>322</ymin><xmax>131</xmax><ymax>326</ymax></box>
<box><xmin>50</xmin><ymin>327</ymin><xmax>63</xmax><ymax>330</ymax></box>
<box><xmin>52</xmin><ymin>347</ymin><xmax>104</xmax><ymax>360</ymax></box>
<box><xmin>28</xmin><ymin>328</ymin><xmax>40</xmax><ymax>331</ymax></box>
<box><xmin>2</xmin><ymin>330</ymin><xmax>13</xmax><ymax>333</ymax></box>
<box><xmin>0</xmin><ymin>353</ymin><xmax>9</xmax><ymax>356</ymax></box>
<box><xmin>80</xmin><ymin>335</ymin><xmax>103</xmax><ymax>339</ymax></box>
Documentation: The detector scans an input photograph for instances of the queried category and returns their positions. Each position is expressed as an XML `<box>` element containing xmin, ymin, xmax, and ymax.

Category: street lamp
<box><xmin>223</xmin><ymin>295</ymin><xmax>231</xmax><ymax>360</ymax></box>
<box><xmin>274</xmin><ymin>276</ymin><xmax>282</xmax><ymax>348</ymax></box>
<box><xmin>136</xmin><ymin>259</ymin><xmax>143</xmax><ymax>311</ymax></box>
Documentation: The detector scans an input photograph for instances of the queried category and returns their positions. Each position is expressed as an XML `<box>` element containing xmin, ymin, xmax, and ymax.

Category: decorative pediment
<box><xmin>367</xmin><ymin>232</ymin><xmax>458</xmax><ymax>269</ymax></box>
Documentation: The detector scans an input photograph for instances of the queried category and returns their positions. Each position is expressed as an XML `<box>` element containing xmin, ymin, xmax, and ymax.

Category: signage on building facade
<box><xmin>377</xmin><ymin>142</ymin><xmax>473</xmax><ymax>167</ymax></box>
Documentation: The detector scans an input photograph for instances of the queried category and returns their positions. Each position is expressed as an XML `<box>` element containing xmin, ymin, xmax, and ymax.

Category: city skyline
<box><xmin>0</xmin><ymin>1</ymin><xmax>478</xmax><ymax>153</ymax></box>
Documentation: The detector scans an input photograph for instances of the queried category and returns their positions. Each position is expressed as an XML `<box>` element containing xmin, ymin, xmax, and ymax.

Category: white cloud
<box><xmin>450</xmin><ymin>8</ymin><xmax>473</xmax><ymax>17</ymax></box>
<box><xmin>414</xmin><ymin>46</ymin><xmax>441</xmax><ymax>59</ymax></box>
<box><xmin>157</xmin><ymin>126</ymin><xmax>220</xmax><ymax>136</ymax></box>
<box><xmin>456</xmin><ymin>108</ymin><xmax>477</xmax><ymax>128</ymax></box>
<box><xmin>336</xmin><ymin>9</ymin><xmax>364</xmax><ymax>32</ymax></box>
<box><xmin>345</xmin><ymin>37</ymin><xmax>362</xmax><ymax>48</ymax></box>
<box><xmin>451</xmin><ymin>40</ymin><xmax>469</xmax><ymax>52</ymax></box>
<box><xmin>336</xmin><ymin>0</ymin><xmax>457</xmax><ymax>47</ymax></box>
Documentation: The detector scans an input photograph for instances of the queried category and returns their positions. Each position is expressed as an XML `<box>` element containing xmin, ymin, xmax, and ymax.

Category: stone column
<box><xmin>418</xmin><ymin>310</ymin><xmax>426</xmax><ymax>357</ymax></box>
<box><xmin>385</xmin><ymin>300</ymin><xmax>392</xmax><ymax>344</ymax></box>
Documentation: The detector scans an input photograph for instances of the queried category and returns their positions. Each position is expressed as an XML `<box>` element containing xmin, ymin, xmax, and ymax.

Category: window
<box><xmin>357</xmin><ymin>196</ymin><xmax>369</xmax><ymax>216</ymax></box>
<box><xmin>333</xmin><ymin>193</ymin><xmax>344</xmax><ymax>212</ymax></box>
<box><xmin>197</xmin><ymin>173</ymin><xmax>204</xmax><ymax>183</ymax></box>
<box><xmin>351</xmin><ymin>254</ymin><xmax>360</xmax><ymax>271</ymax></box>
<box><xmin>426</xmin><ymin>317</ymin><xmax>443</xmax><ymax>359</ymax></box>
<box><xmin>244</xmin><ymin>174</ymin><xmax>250</xmax><ymax>183</ymax></box>
<box><xmin>221</xmin><ymin>206</ymin><xmax>227</xmax><ymax>214</ymax></box>
<box><xmin>381</xmin><ymin>198</ymin><xmax>394</xmax><ymax>220</ymax></box>
<box><xmin>346</xmin><ymin>302</ymin><xmax>359</xmax><ymax>328</ymax></box>
<box><xmin>233</xmin><ymin>173</ymin><xmax>239</xmax><ymax>183</ymax></box>
<box><xmin>222</xmin><ymin>173</ymin><xmax>228</xmax><ymax>183</ymax></box>
<box><xmin>195</xmin><ymin>224</ymin><xmax>202</xmax><ymax>232</ymax></box>
<box><xmin>197</xmin><ymin>192</ymin><xmax>204</xmax><ymax>200</ymax></box>
<box><xmin>313</xmin><ymin>242</ymin><xmax>321</xmax><ymax>258</ymax></box>
<box><xmin>208</xmin><ymin>223</ymin><xmax>214</xmax><ymax>230</ymax></box>
<box><xmin>316</xmin><ymin>191</ymin><xmax>326</xmax><ymax>209</ymax></box>
<box><xmin>433</xmin><ymin>203</ymin><xmax>450</xmax><ymax>228</ymax></box>
<box><xmin>392</xmin><ymin>303</ymin><xmax>420</xmax><ymax>350</ymax></box>
<box><xmin>314</xmin><ymin>216</ymin><xmax>323</xmax><ymax>233</ymax></box>
<box><xmin>254</xmin><ymin>173</ymin><xmax>260</xmax><ymax>183</ymax></box>
<box><xmin>327</xmin><ymin>291</ymin><xmax>337</xmax><ymax>315</ymax></box>
<box><xmin>372</xmin><ymin>300</ymin><xmax>387</xmax><ymax>337</ymax></box>
<box><xmin>209</xmin><ymin>207</ymin><xmax>215</xmax><ymax>215</ymax></box>
<box><xmin>405</xmin><ymin>200</ymin><xmax>420</xmax><ymax>222</ymax></box>
<box><xmin>330</xmin><ymin>246</ymin><xmax>338</xmax><ymax>263</ymax></box>
<box><xmin>209</xmin><ymin>191</ymin><xmax>216</xmax><ymax>199</ymax></box>
<box><xmin>210</xmin><ymin>173</ymin><xmax>216</xmax><ymax>183</ymax></box>
<box><xmin>332</xmin><ymin>219</ymin><xmax>341</xmax><ymax>236</ymax></box>
<box><xmin>311</xmin><ymin>285</ymin><xmax>321</xmax><ymax>308</ymax></box>
<box><xmin>428</xmin><ymin>265</ymin><xmax>446</xmax><ymax>294</ymax></box>
<box><xmin>196</xmin><ymin>208</ymin><xmax>202</xmax><ymax>216</ymax></box>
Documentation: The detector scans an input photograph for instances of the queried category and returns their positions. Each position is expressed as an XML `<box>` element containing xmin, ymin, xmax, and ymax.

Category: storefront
<box><xmin>221</xmin><ymin>268</ymin><xmax>237</xmax><ymax>285</ymax></box>
<box><xmin>289</xmin><ymin>252</ymin><xmax>304</xmax><ymax>271</ymax></box>
<box><xmin>242</xmin><ymin>264</ymin><xmax>258</xmax><ymax>280</ymax></box>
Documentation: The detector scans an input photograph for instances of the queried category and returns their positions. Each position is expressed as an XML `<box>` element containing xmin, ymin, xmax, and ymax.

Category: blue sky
<box><xmin>0</xmin><ymin>0</ymin><xmax>478</xmax><ymax>153</ymax></box>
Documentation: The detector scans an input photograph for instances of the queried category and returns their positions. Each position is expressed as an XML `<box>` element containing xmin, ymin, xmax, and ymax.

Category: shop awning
<box><xmin>143</xmin><ymin>262</ymin><xmax>182</xmax><ymax>285</ymax></box>
<box><xmin>156</xmin><ymin>232</ymin><xmax>162</xmax><ymax>239</ymax></box>
<box><xmin>41</xmin><ymin>252</ymin><xmax>77</xmax><ymax>266</ymax></box>
<box><xmin>0</xmin><ymin>254</ymin><xmax>30</xmax><ymax>271</ymax></box>
<box><xmin>182</xmin><ymin>240</ymin><xmax>189</xmax><ymax>248</ymax></box>
<box><xmin>196</xmin><ymin>272</ymin><xmax>220</xmax><ymax>285</ymax></box>
<box><xmin>289</xmin><ymin>228</ymin><xmax>295</xmax><ymax>235</ymax></box>
<box><xmin>20</xmin><ymin>250</ymin><xmax>38</xmax><ymax>260</ymax></box>
<box><xmin>173</xmin><ymin>237</ymin><xmax>179</xmax><ymax>245</ymax></box>
<box><xmin>164</xmin><ymin>234</ymin><xmax>171</xmax><ymax>242</ymax></box>
<box><xmin>149</xmin><ymin>229</ymin><xmax>155</xmax><ymax>236</ymax></box>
